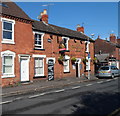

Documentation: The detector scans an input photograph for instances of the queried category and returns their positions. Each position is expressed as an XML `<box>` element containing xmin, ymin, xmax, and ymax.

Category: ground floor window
<box><xmin>63</xmin><ymin>60</ymin><xmax>69</xmax><ymax>72</ymax></box>
<box><xmin>3</xmin><ymin>56</ymin><xmax>13</xmax><ymax>74</ymax></box>
<box><xmin>34</xmin><ymin>58</ymin><xmax>44</xmax><ymax>76</ymax></box>
<box><xmin>1</xmin><ymin>50</ymin><xmax>15</xmax><ymax>78</ymax></box>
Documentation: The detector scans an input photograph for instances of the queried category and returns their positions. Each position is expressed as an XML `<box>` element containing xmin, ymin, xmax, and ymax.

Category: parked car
<box><xmin>97</xmin><ymin>66</ymin><xmax>120</xmax><ymax>78</ymax></box>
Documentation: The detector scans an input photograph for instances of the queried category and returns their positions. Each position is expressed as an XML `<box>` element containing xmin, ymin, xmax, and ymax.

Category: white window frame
<box><xmin>63</xmin><ymin>55</ymin><xmax>70</xmax><ymax>72</ymax></box>
<box><xmin>1</xmin><ymin>50</ymin><xmax>15</xmax><ymax>78</ymax></box>
<box><xmin>33</xmin><ymin>31</ymin><xmax>44</xmax><ymax>49</ymax></box>
<box><xmin>62</xmin><ymin>37</ymin><xmax>69</xmax><ymax>50</ymax></box>
<box><xmin>1</xmin><ymin>18</ymin><xmax>15</xmax><ymax>44</ymax></box>
<box><xmin>86</xmin><ymin>56</ymin><xmax>90</xmax><ymax>70</ymax></box>
<box><xmin>46</xmin><ymin>57</ymin><xmax>56</xmax><ymax>64</ymax></box>
<box><xmin>33</xmin><ymin>54</ymin><xmax>46</xmax><ymax>77</ymax></box>
<box><xmin>85</xmin><ymin>41</ymin><xmax>90</xmax><ymax>53</ymax></box>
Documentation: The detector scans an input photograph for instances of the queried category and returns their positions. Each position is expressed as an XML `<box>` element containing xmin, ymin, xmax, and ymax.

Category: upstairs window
<box><xmin>85</xmin><ymin>41</ymin><xmax>90</xmax><ymax>53</ymax></box>
<box><xmin>62</xmin><ymin>37</ymin><xmax>69</xmax><ymax>50</ymax></box>
<box><xmin>2</xmin><ymin>18</ymin><xmax>15</xmax><ymax>44</ymax></box>
<box><xmin>34</xmin><ymin>32</ymin><xmax>44</xmax><ymax>49</ymax></box>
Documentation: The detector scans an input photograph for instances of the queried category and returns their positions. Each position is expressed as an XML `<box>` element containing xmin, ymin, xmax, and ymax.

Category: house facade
<box><xmin>0</xmin><ymin>1</ymin><xmax>95</xmax><ymax>87</ymax></box>
<box><xmin>95</xmin><ymin>34</ymin><xmax>120</xmax><ymax>72</ymax></box>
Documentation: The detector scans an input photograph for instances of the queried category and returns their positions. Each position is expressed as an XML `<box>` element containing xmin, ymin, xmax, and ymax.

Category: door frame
<box><xmin>18</xmin><ymin>54</ymin><xmax>30</xmax><ymax>82</ymax></box>
<box><xmin>75</xmin><ymin>58</ymin><xmax>81</xmax><ymax>78</ymax></box>
<box><xmin>46</xmin><ymin>57</ymin><xmax>55</xmax><ymax>81</ymax></box>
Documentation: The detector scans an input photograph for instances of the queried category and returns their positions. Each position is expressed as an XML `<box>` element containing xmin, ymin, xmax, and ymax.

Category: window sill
<box><xmin>59</xmin><ymin>50</ymin><xmax>70</xmax><ymax>53</ymax></box>
<box><xmin>2</xmin><ymin>41</ymin><xmax>15</xmax><ymax>45</ymax></box>
<box><xmin>2</xmin><ymin>75</ymin><xmax>15</xmax><ymax>78</ymax></box>
<box><xmin>33</xmin><ymin>76</ymin><xmax>46</xmax><ymax>78</ymax></box>
<box><xmin>34</xmin><ymin>48</ymin><xmax>45</xmax><ymax>51</ymax></box>
<box><xmin>64</xmin><ymin>71</ymin><xmax>70</xmax><ymax>73</ymax></box>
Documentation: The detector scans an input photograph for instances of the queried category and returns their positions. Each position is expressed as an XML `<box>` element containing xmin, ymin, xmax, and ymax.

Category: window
<box><xmin>34</xmin><ymin>58</ymin><xmax>44</xmax><ymax>76</ymax></box>
<box><xmin>85</xmin><ymin>41</ymin><xmax>90</xmax><ymax>53</ymax></box>
<box><xmin>63</xmin><ymin>60</ymin><xmax>69</xmax><ymax>72</ymax></box>
<box><xmin>2</xmin><ymin>18</ymin><xmax>15</xmax><ymax>44</ymax></box>
<box><xmin>100</xmin><ymin>67</ymin><xmax>109</xmax><ymax>70</ymax></box>
<box><xmin>86</xmin><ymin>57</ymin><xmax>90</xmax><ymax>71</ymax></box>
<box><xmin>1</xmin><ymin>50</ymin><xmax>15</xmax><ymax>78</ymax></box>
<box><xmin>62</xmin><ymin>37</ymin><xmax>69</xmax><ymax>50</ymax></box>
<box><xmin>3</xmin><ymin>56</ymin><xmax>13</xmax><ymax>74</ymax></box>
<box><xmin>63</xmin><ymin>55</ymin><xmax>70</xmax><ymax>72</ymax></box>
<box><xmin>34</xmin><ymin>32</ymin><xmax>44</xmax><ymax>49</ymax></box>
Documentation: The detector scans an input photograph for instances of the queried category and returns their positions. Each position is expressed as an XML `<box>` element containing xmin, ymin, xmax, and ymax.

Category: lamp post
<box><xmin>87</xmin><ymin>34</ymin><xmax>94</xmax><ymax>80</ymax></box>
<box><xmin>87</xmin><ymin>37</ymin><xmax>90</xmax><ymax>80</ymax></box>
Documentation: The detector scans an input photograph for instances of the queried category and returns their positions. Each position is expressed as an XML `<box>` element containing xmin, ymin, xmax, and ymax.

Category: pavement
<box><xmin>1</xmin><ymin>75</ymin><xmax>98</xmax><ymax>97</ymax></box>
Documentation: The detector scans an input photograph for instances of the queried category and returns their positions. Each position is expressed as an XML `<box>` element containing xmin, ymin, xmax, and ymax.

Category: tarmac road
<box><xmin>2</xmin><ymin>77</ymin><xmax>120</xmax><ymax>115</ymax></box>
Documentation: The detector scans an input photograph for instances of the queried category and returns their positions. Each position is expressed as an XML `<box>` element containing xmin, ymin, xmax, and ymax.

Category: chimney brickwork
<box><xmin>40</xmin><ymin>9</ymin><xmax>48</xmax><ymax>24</ymax></box>
<box><xmin>76</xmin><ymin>24</ymin><xmax>84</xmax><ymax>33</ymax></box>
<box><xmin>109</xmin><ymin>34</ymin><xmax>117</xmax><ymax>43</ymax></box>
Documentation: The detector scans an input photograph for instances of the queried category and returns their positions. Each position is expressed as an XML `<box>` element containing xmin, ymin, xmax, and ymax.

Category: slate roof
<box><xmin>0</xmin><ymin>1</ymin><xmax>94</xmax><ymax>42</ymax></box>
<box><xmin>33</xmin><ymin>20</ymin><xmax>94</xmax><ymax>42</ymax></box>
<box><xmin>95</xmin><ymin>38</ymin><xmax>120</xmax><ymax>54</ymax></box>
<box><xmin>0</xmin><ymin>0</ymin><xmax>31</xmax><ymax>21</ymax></box>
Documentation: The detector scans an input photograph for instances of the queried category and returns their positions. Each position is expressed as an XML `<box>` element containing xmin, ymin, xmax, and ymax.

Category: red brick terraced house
<box><xmin>0</xmin><ymin>1</ymin><xmax>95</xmax><ymax>87</ymax></box>
<box><xmin>95</xmin><ymin>34</ymin><xmax>120</xmax><ymax>72</ymax></box>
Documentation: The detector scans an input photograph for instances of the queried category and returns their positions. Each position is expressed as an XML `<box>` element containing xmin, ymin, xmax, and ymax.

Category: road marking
<box><xmin>0</xmin><ymin>100</ymin><xmax>13</xmax><ymax>105</ymax></box>
<box><xmin>114</xmin><ymin>78</ymin><xmax>118</xmax><ymax>80</ymax></box>
<box><xmin>97</xmin><ymin>81</ymin><xmax>104</xmax><ymax>84</ymax></box>
<box><xmin>53</xmin><ymin>89</ymin><xmax>65</xmax><ymax>93</ymax></box>
<box><xmin>106</xmin><ymin>79</ymin><xmax>112</xmax><ymax>82</ymax></box>
<box><xmin>85</xmin><ymin>83</ymin><xmax>93</xmax><ymax>86</ymax></box>
<box><xmin>72</xmin><ymin>86</ymin><xmax>81</xmax><ymax>89</ymax></box>
<box><xmin>28</xmin><ymin>91</ymin><xmax>52</xmax><ymax>99</ymax></box>
<box><xmin>13</xmin><ymin>97</ymin><xmax>23</xmax><ymax>101</ymax></box>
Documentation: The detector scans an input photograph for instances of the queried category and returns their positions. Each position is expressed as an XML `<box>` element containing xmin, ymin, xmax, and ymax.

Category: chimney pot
<box><xmin>40</xmin><ymin>9</ymin><xmax>48</xmax><ymax>24</ymax></box>
<box><xmin>43</xmin><ymin>9</ymin><xmax>47</xmax><ymax>14</ymax></box>
<box><xmin>109</xmin><ymin>33</ymin><xmax>117</xmax><ymax>43</ymax></box>
<box><xmin>76</xmin><ymin>25</ymin><xmax>84</xmax><ymax>33</ymax></box>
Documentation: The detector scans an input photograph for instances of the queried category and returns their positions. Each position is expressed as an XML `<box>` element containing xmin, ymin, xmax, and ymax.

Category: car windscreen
<box><xmin>100</xmin><ymin>67</ymin><xmax>109</xmax><ymax>70</ymax></box>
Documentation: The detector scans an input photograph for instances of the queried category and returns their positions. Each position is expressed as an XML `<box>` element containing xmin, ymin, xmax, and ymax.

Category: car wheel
<box><xmin>111</xmin><ymin>74</ymin><xmax>115</xmax><ymax>79</ymax></box>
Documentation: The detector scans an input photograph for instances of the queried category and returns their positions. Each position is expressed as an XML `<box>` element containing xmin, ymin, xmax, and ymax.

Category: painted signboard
<box><xmin>48</xmin><ymin>59</ymin><xmax>54</xmax><ymax>81</ymax></box>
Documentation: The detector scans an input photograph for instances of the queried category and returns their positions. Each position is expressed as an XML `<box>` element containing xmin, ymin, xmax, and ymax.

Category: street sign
<box><xmin>88</xmin><ymin>53</ymin><xmax>90</xmax><ymax>59</ymax></box>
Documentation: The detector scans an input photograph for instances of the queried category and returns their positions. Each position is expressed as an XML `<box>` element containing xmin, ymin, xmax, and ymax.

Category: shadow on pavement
<box><xmin>69</xmin><ymin>92</ymin><xmax>120</xmax><ymax>116</ymax></box>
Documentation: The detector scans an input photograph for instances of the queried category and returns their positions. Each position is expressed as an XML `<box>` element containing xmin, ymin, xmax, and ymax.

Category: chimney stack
<box><xmin>76</xmin><ymin>24</ymin><xmax>84</xmax><ymax>33</ymax></box>
<box><xmin>109</xmin><ymin>34</ymin><xmax>117</xmax><ymax>43</ymax></box>
<box><xmin>40</xmin><ymin>9</ymin><xmax>48</xmax><ymax>24</ymax></box>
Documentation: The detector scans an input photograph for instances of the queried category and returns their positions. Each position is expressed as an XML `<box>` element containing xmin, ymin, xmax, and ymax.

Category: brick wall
<box><xmin>32</xmin><ymin>33</ymin><xmax>95</xmax><ymax>81</ymax></box>
<box><xmin>1</xmin><ymin>17</ymin><xmax>95</xmax><ymax>87</ymax></box>
<box><xmin>1</xmin><ymin>17</ymin><xmax>33</xmax><ymax>87</ymax></box>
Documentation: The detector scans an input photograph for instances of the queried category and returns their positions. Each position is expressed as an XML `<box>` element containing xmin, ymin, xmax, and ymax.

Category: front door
<box><xmin>76</xmin><ymin>63</ymin><xmax>79</xmax><ymax>77</ymax></box>
<box><xmin>20</xmin><ymin>58</ymin><xmax>29</xmax><ymax>82</ymax></box>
